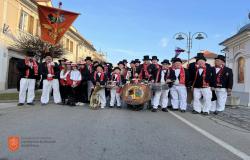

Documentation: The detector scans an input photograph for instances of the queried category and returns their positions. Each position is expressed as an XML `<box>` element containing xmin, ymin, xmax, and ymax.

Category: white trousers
<box><xmin>87</xmin><ymin>81</ymin><xmax>94</xmax><ymax>101</ymax></box>
<box><xmin>153</xmin><ymin>89</ymin><xmax>169</xmax><ymax>109</ymax></box>
<box><xmin>97</xmin><ymin>88</ymin><xmax>106</xmax><ymax>108</ymax></box>
<box><xmin>19</xmin><ymin>78</ymin><xmax>36</xmax><ymax>103</ymax></box>
<box><xmin>170</xmin><ymin>85</ymin><xmax>187</xmax><ymax>110</ymax></box>
<box><xmin>211</xmin><ymin>88</ymin><xmax>228</xmax><ymax>112</ymax></box>
<box><xmin>41</xmin><ymin>79</ymin><xmax>61</xmax><ymax>104</ymax></box>
<box><xmin>193</xmin><ymin>88</ymin><xmax>212</xmax><ymax>113</ymax></box>
<box><xmin>110</xmin><ymin>88</ymin><xmax>121</xmax><ymax>107</ymax></box>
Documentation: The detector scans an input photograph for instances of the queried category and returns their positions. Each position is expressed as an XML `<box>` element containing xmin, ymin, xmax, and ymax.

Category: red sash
<box><xmin>25</xmin><ymin>57</ymin><xmax>38</xmax><ymax>78</ymax></box>
<box><xmin>47</xmin><ymin>63</ymin><xmax>54</xmax><ymax>81</ymax></box>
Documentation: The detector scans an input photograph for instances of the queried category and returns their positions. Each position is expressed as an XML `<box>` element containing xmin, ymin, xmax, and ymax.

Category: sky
<box><xmin>53</xmin><ymin>0</ymin><xmax>250</xmax><ymax>64</ymax></box>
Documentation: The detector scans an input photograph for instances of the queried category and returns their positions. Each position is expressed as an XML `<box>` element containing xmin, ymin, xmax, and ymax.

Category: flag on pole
<box><xmin>174</xmin><ymin>47</ymin><xmax>185</xmax><ymax>58</ymax></box>
<box><xmin>38</xmin><ymin>5</ymin><xmax>79</xmax><ymax>45</ymax></box>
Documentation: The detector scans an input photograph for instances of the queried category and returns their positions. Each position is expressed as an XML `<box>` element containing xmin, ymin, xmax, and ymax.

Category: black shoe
<box><xmin>192</xmin><ymin>110</ymin><xmax>200</xmax><ymax>114</ymax></box>
<box><xmin>109</xmin><ymin>106</ymin><xmax>114</xmax><ymax>108</ymax></box>
<box><xmin>162</xmin><ymin>108</ymin><xmax>168</xmax><ymax>112</ymax></box>
<box><xmin>27</xmin><ymin>103</ymin><xmax>35</xmax><ymax>106</ymax></box>
<box><xmin>151</xmin><ymin>108</ymin><xmax>157</xmax><ymax>112</ymax></box>
<box><xmin>117</xmin><ymin>106</ymin><xmax>122</xmax><ymax>109</ymax></box>
<box><xmin>203</xmin><ymin>112</ymin><xmax>209</xmax><ymax>116</ymax></box>
<box><xmin>17</xmin><ymin>103</ymin><xmax>24</xmax><ymax>106</ymax></box>
<box><xmin>180</xmin><ymin>110</ymin><xmax>186</xmax><ymax>113</ymax></box>
<box><xmin>172</xmin><ymin>108</ymin><xmax>178</xmax><ymax>111</ymax></box>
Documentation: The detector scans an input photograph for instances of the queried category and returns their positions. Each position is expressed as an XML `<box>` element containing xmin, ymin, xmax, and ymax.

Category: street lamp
<box><xmin>173</xmin><ymin>32</ymin><xmax>207</xmax><ymax>64</ymax></box>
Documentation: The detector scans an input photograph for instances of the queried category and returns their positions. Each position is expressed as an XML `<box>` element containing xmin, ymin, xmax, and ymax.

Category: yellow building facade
<box><xmin>0</xmin><ymin>0</ymin><xmax>105</xmax><ymax>90</ymax></box>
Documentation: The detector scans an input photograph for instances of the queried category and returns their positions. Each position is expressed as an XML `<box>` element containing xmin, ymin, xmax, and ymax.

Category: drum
<box><xmin>121</xmin><ymin>83</ymin><xmax>151</xmax><ymax>105</ymax></box>
<box><xmin>151</xmin><ymin>83</ymin><xmax>169</xmax><ymax>91</ymax></box>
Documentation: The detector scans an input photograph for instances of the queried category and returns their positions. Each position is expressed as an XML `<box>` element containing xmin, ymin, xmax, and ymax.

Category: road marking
<box><xmin>169</xmin><ymin>111</ymin><xmax>250</xmax><ymax>160</ymax></box>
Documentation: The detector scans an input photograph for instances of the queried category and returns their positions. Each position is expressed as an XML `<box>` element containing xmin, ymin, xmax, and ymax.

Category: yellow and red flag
<box><xmin>38</xmin><ymin>5</ymin><xmax>79</xmax><ymax>45</ymax></box>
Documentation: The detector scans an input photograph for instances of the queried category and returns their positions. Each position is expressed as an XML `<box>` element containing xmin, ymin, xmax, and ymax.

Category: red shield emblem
<box><xmin>8</xmin><ymin>136</ymin><xmax>20</xmax><ymax>152</ymax></box>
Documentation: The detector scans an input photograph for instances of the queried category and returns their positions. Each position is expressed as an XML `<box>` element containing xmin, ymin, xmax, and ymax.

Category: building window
<box><xmin>28</xmin><ymin>15</ymin><xmax>34</xmax><ymax>34</ymax></box>
<box><xmin>70</xmin><ymin>41</ymin><xmax>73</xmax><ymax>52</ymax></box>
<box><xmin>66</xmin><ymin>38</ymin><xmax>69</xmax><ymax>50</ymax></box>
<box><xmin>238</xmin><ymin>57</ymin><xmax>245</xmax><ymax>83</ymax></box>
<box><xmin>36</xmin><ymin>19</ymin><xmax>40</xmax><ymax>36</ymax></box>
<box><xmin>19</xmin><ymin>10</ymin><xmax>28</xmax><ymax>31</ymax></box>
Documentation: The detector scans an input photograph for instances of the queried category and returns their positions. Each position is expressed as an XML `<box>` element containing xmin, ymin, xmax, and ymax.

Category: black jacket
<box><xmin>39</xmin><ymin>62</ymin><xmax>60</xmax><ymax>80</ymax></box>
<box><xmin>174</xmin><ymin>68</ymin><xmax>190</xmax><ymax>87</ymax></box>
<box><xmin>17</xmin><ymin>59</ymin><xmax>39</xmax><ymax>79</ymax></box>
<box><xmin>91</xmin><ymin>72</ymin><xmax>107</xmax><ymax>86</ymax></box>
<box><xmin>189</xmin><ymin>63</ymin><xmax>215</xmax><ymax>88</ymax></box>
<box><xmin>212</xmin><ymin>66</ymin><xmax>233</xmax><ymax>89</ymax></box>
<box><xmin>138</xmin><ymin>64</ymin><xmax>155</xmax><ymax>80</ymax></box>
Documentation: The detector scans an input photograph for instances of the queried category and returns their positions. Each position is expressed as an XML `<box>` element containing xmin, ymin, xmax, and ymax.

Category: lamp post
<box><xmin>173</xmin><ymin>32</ymin><xmax>207</xmax><ymax>64</ymax></box>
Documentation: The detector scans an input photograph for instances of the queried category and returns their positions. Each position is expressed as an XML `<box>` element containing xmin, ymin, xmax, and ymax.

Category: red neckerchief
<box><xmin>155</xmin><ymin>63</ymin><xmax>161</xmax><ymax>82</ymax></box>
<box><xmin>88</xmin><ymin>64</ymin><xmax>93</xmax><ymax>73</ymax></box>
<box><xmin>162</xmin><ymin>68</ymin><xmax>170</xmax><ymax>81</ymax></box>
<box><xmin>173</xmin><ymin>66</ymin><xmax>185</xmax><ymax>85</ymax></box>
<box><xmin>139</xmin><ymin>63</ymin><xmax>150</xmax><ymax>79</ymax></box>
<box><xmin>193</xmin><ymin>64</ymin><xmax>209</xmax><ymax>87</ymax></box>
<box><xmin>216</xmin><ymin>65</ymin><xmax>224</xmax><ymax>86</ymax></box>
<box><xmin>47</xmin><ymin>63</ymin><xmax>54</xmax><ymax>81</ymax></box>
<box><xmin>94</xmin><ymin>71</ymin><xmax>104</xmax><ymax>81</ymax></box>
<box><xmin>112</xmin><ymin>73</ymin><xmax>121</xmax><ymax>82</ymax></box>
<box><xmin>25</xmin><ymin>57</ymin><xmax>38</xmax><ymax>78</ymax></box>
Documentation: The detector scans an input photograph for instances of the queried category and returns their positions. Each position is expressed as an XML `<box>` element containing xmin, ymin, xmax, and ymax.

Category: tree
<box><xmin>13</xmin><ymin>34</ymin><xmax>65</xmax><ymax>62</ymax></box>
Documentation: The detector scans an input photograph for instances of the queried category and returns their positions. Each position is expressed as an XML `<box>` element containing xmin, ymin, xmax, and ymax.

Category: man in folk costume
<box><xmin>210</xmin><ymin>55</ymin><xmax>233</xmax><ymax>114</ymax></box>
<box><xmin>109</xmin><ymin>67</ymin><xmax>125</xmax><ymax>108</ymax></box>
<box><xmin>68</xmin><ymin>63</ymin><xmax>82</xmax><ymax>106</ymax></box>
<box><xmin>40</xmin><ymin>54</ymin><xmax>62</xmax><ymax>105</ymax></box>
<box><xmin>134</xmin><ymin>59</ymin><xmax>141</xmax><ymax>73</ymax></box>
<box><xmin>151</xmin><ymin>59</ymin><xmax>176</xmax><ymax>112</ymax></box>
<box><xmin>78</xmin><ymin>61</ymin><xmax>88</xmax><ymax>103</ymax></box>
<box><xmin>118</xmin><ymin>61</ymin><xmax>128</xmax><ymax>82</ymax></box>
<box><xmin>91</xmin><ymin>64</ymin><xmax>107</xmax><ymax>109</ymax></box>
<box><xmin>85</xmin><ymin>56</ymin><xmax>94</xmax><ymax>102</ymax></box>
<box><xmin>170</xmin><ymin>58</ymin><xmax>189</xmax><ymax>112</ymax></box>
<box><xmin>59</xmin><ymin>61</ymin><xmax>71</xmax><ymax>104</ymax></box>
<box><xmin>189</xmin><ymin>54</ymin><xmax>216</xmax><ymax>115</ymax></box>
<box><xmin>139</xmin><ymin>55</ymin><xmax>153</xmax><ymax>81</ymax></box>
<box><xmin>123</xmin><ymin>59</ymin><xmax>128</xmax><ymax>69</ymax></box>
<box><xmin>17</xmin><ymin>51</ymin><xmax>39</xmax><ymax>106</ymax></box>
<box><xmin>127</xmin><ymin>60</ymin><xmax>136</xmax><ymax>81</ymax></box>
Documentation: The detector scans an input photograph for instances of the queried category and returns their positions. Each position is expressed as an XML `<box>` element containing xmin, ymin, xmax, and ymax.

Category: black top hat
<box><xmin>85</xmin><ymin>56</ymin><xmax>93</xmax><ymax>61</ymax></box>
<box><xmin>195</xmin><ymin>53</ymin><xmax>207</xmax><ymax>62</ymax></box>
<box><xmin>215</xmin><ymin>55</ymin><xmax>225</xmax><ymax>62</ymax></box>
<box><xmin>26</xmin><ymin>51</ymin><xmax>35</xmax><ymax>57</ymax></box>
<box><xmin>113</xmin><ymin>67</ymin><xmax>121</xmax><ymax>71</ymax></box>
<box><xmin>143</xmin><ymin>55</ymin><xmax>151</xmax><ymax>61</ymax></box>
<box><xmin>151</xmin><ymin>56</ymin><xmax>159</xmax><ymax>61</ymax></box>
<box><xmin>134</xmin><ymin>59</ymin><xmax>141</xmax><ymax>63</ymax></box>
<box><xmin>161</xmin><ymin>59</ymin><xmax>171</xmax><ymax>65</ymax></box>
<box><xmin>117</xmin><ymin>61</ymin><xmax>125</xmax><ymax>66</ymax></box>
<box><xmin>123</xmin><ymin>59</ymin><xmax>128</xmax><ymax>63</ymax></box>
<box><xmin>130</xmin><ymin>60</ymin><xmax>135</xmax><ymax>64</ymax></box>
<box><xmin>171</xmin><ymin>58</ymin><xmax>182</xmax><ymax>63</ymax></box>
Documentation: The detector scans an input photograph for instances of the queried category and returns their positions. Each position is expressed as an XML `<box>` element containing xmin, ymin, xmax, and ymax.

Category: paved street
<box><xmin>0</xmin><ymin>103</ymin><xmax>250</xmax><ymax>160</ymax></box>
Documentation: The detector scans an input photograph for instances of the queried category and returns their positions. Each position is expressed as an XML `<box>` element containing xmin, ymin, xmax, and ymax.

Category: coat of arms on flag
<box><xmin>38</xmin><ymin>5</ymin><xmax>79</xmax><ymax>45</ymax></box>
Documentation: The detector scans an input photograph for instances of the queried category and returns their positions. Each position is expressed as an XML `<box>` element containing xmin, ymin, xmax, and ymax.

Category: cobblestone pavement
<box><xmin>209</xmin><ymin>106</ymin><xmax>250</xmax><ymax>131</ymax></box>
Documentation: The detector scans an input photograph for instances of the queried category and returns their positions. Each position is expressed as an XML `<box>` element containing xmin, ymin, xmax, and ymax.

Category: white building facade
<box><xmin>220</xmin><ymin>24</ymin><xmax>250</xmax><ymax>106</ymax></box>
